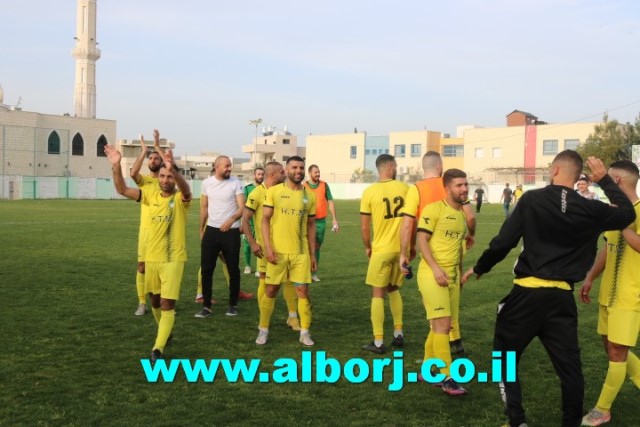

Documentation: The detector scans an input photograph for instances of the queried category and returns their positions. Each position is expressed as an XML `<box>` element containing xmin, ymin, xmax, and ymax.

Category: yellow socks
<box><xmin>626</xmin><ymin>351</ymin><xmax>640</xmax><ymax>388</ymax></box>
<box><xmin>257</xmin><ymin>278</ymin><xmax>266</xmax><ymax>306</ymax></box>
<box><xmin>283</xmin><ymin>282</ymin><xmax>298</xmax><ymax>314</ymax></box>
<box><xmin>371</xmin><ymin>297</ymin><xmax>384</xmax><ymax>342</ymax></box>
<box><xmin>595</xmin><ymin>361</ymin><xmax>627</xmax><ymax>412</ymax></box>
<box><xmin>449</xmin><ymin>318</ymin><xmax>461</xmax><ymax>341</ymax></box>
<box><xmin>388</xmin><ymin>291</ymin><xmax>403</xmax><ymax>333</ymax></box>
<box><xmin>136</xmin><ymin>272</ymin><xmax>146</xmax><ymax>304</ymax></box>
<box><xmin>151</xmin><ymin>306</ymin><xmax>162</xmax><ymax>325</ymax></box>
<box><xmin>433</xmin><ymin>332</ymin><xmax>452</xmax><ymax>377</ymax></box>
<box><xmin>259</xmin><ymin>296</ymin><xmax>276</xmax><ymax>329</ymax></box>
<box><xmin>222</xmin><ymin>262</ymin><xmax>230</xmax><ymax>285</ymax></box>
<box><xmin>153</xmin><ymin>309</ymin><xmax>175</xmax><ymax>353</ymax></box>
<box><xmin>424</xmin><ymin>330</ymin><xmax>435</xmax><ymax>360</ymax></box>
<box><xmin>298</xmin><ymin>297</ymin><xmax>312</xmax><ymax>330</ymax></box>
<box><xmin>196</xmin><ymin>267</ymin><xmax>202</xmax><ymax>295</ymax></box>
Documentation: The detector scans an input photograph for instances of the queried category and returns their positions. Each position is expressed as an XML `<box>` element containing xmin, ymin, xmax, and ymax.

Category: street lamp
<box><xmin>249</xmin><ymin>118</ymin><xmax>263</xmax><ymax>167</ymax></box>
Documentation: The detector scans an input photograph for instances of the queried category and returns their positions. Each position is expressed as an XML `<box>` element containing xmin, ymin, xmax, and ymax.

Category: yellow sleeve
<box><xmin>400</xmin><ymin>184</ymin><xmax>419</xmax><ymax>217</ymax></box>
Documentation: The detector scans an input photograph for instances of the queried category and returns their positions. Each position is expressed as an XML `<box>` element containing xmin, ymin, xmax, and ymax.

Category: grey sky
<box><xmin>2</xmin><ymin>0</ymin><xmax>639</xmax><ymax>157</ymax></box>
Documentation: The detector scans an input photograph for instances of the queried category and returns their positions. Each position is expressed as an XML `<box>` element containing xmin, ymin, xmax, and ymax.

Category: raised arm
<box><xmin>153</xmin><ymin>129</ymin><xmax>166</xmax><ymax>158</ymax></box>
<box><xmin>130</xmin><ymin>135</ymin><xmax>148</xmax><ymax>183</ymax></box>
<box><xmin>105</xmin><ymin>145</ymin><xmax>140</xmax><ymax>201</ymax></box>
<box><xmin>162</xmin><ymin>149</ymin><xmax>191</xmax><ymax>201</ymax></box>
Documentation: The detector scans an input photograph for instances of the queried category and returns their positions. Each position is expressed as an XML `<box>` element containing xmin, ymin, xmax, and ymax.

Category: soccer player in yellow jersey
<box><xmin>257</xmin><ymin>156</ymin><xmax>317</xmax><ymax>346</ymax></box>
<box><xmin>580</xmin><ymin>160</ymin><xmax>640</xmax><ymax>426</ymax></box>
<box><xmin>360</xmin><ymin>154</ymin><xmax>409</xmax><ymax>354</ymax></box>
<box><xmin>129</xmin><ymin>129</ymin><xmax>165</xmax><ymax>316</ymax></box>
<box><xmin>399</xmin><ymin>151</ymin><xmax>476</xmax><ymax>356</ymax></box>
<box><xmin>242</xmin><ymin>162</ymin><xmax>300</xmax><ymax>330</ymax></box>
<box><xmin>105</xmin><ymin>144</ymin><xmax>191</xmax><ymax>364</ymax></box>
<box><xmin>416</xmin><ymin>168</ymin><xmax>469</xmax><ymax>395</ymax></box>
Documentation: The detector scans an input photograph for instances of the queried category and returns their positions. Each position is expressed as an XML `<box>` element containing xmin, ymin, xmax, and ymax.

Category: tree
<box><xmin>576</xmin><ymin>113</ymin><xmax>640</xmax><ymax>166</ymax></box>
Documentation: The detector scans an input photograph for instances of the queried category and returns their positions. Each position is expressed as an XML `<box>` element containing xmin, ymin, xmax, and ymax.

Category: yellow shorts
<box><xmin>417</xmin><ymin>265</ymin><xmax>460</xmax><ymax>320</ymax></box>
<box><xmin>366</xmin><ymin>251</ymin><xmax>404</xmax><ymax>288</ymax></box>
<box><xmin>266</xmin><ymin>253</ymin><xmax>311</xmax><ymax>285</ymax></box>
<box><xmin>597</xmin><ymin>304</ymin><xmax>640</xmax><ymax>347</ymax></box>
<box><xmin>145</xmin><ymin>261</ymin><xmax>185</xmax><ymax>300</ymax></box>
<box><xmin>137</xmin><ymin>227</ymin><xmax>150</xmax><ymax>262</ymax></box>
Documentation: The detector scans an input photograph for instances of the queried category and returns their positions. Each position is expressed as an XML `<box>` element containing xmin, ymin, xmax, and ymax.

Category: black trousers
<box><xmin>201</xmin><ymin>226</ymin><xmax>241</xmax><ymax>308</ymax></box>
<box><xmin>494</xmin><ymin>285</ymin><xmax>583</xmax><ymax>427</ymax></box>
<box><xmin>476</xmin><ymin>199</ymin><xmax>483</xmax><ymax>213</ymax></box>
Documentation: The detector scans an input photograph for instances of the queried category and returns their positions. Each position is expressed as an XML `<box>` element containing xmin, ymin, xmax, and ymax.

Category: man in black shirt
<box><xmin>474</xmin><ymin>186</ymin><xmax>485</xmax><ymax>213</ymax></box>
<box><xmin>462</xmin><ymin>151</ymin><xmax>635</xmax><ymax>427</ymax></box>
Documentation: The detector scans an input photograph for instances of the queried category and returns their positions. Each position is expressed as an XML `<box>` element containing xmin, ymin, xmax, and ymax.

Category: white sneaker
<box><xmin>255</xmin><ymin>330</ymin><xmax>269</xmax><ymax>345</ymax></box>
<box><xmin>299</xmin><ymin>332</ymin><xmax>315</xmax><ymax>346</ymax></box>
<box><xmin>311</xmin><ymin>274</ymin><xmax>321</xmax><ymax>282</ymax></box>
<box><xmin>244</xmin><ymin>266</ymin><xmax>252</xmax><ymax>274</ymax></box>
<box><xmin>255</xmin><ymin>271</ymin><xmax>260</xmax><ymax>278</ymax></box>
<box><xmin>134</xmin><ymin>303</ymin><xmax>148</xmax><ymax>316</ymax></box>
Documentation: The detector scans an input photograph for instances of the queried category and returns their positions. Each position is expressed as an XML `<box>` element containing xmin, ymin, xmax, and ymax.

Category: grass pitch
<box><xmin>0</xmin><ymin>199</ymin><xmax>636</xmax><ymax>426</ymax></box>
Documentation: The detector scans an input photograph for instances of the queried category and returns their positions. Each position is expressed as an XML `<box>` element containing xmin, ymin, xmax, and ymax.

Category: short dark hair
<box><xmin>375</xmin><ymin>154</ymin><xmax>395</xmax><ymax>170</ymax></box>
<box><xmin>254</xmin><ymin>167</ymin><xmax>265</xmax><ymax>173</ymax></box>
<box><xmin>308</xmin><ymin>164</ymin><xmax>319</xmax><ymax>173</ymax></box>
<box><xmin>553</xmin><ymin>150</ymin><xmax>583</xmax><ymax>181</ymax></box>
<box><xmin>610</xmin><ymin>160</ymin><xmax>640</xmax><ymax>177</ymax></box>
<box><xmin>443</xmin><ymin>168</ymin><xmax>467</xmax><ymax>186</ymax></box>
<box><xmin>286</xmin><ymin>155</ymin><xmax>304</xmax><ymax>165</ymax></box>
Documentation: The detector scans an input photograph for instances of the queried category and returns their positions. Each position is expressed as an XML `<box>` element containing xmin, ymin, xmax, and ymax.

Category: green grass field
<box><xmin>0</xmin><ymin>199</ymin><xmax>636</xmax><ymax>426</ymax></box>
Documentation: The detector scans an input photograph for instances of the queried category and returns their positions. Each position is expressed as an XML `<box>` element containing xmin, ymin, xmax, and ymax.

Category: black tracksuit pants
<box><xmin>200</xmin><ymin>226</ymin><xmax>241</xmax><ymax>308</ymax></box>
<box><xmin>494</xmin><ymin>285</ymin><xmax>584</xmax><ymax>427</ymax></box>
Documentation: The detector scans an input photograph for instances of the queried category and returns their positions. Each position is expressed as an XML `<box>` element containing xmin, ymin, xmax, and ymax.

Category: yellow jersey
<box><xmin>264</xmin><ymin>183</ymin><xmax>316</xmax><ymax>255</ymax></box>
<box><xmin>140</xmin><ymin>189</ymin><xmax>191</xmax><ymax>263</ymax></box>
<box><xmin>245</xmin><ymin>184</ymin><xmax>267</xmax><ymax>245</ymax></box>
<box><xmin>417</xmin><ymin>200</ymin><xmax>466</xmax><ymax>269</ymax></box>
<box><xmin>137</xmin><ymin>175</ymin><xmax>159</xmax><ymax>229</ymax></box>
<box><xmin>360</xmin><ymin>179</ymin><xmax>409</xmax><ymax>254</ymax></box>
<box><xmin>598</xmin><ymin>201</ymin><xmax>640</xmax><ymax>310</ymax></box>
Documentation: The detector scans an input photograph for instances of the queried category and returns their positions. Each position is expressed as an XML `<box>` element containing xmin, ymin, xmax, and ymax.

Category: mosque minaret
<box><xmin>71</xmin><ymin>0</ymin><xmax>101</xmax><ymax>118</ymax></box>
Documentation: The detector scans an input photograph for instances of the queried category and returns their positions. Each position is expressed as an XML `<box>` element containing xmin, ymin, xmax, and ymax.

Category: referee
<box><xmin>462</xmin><ymin>151</ymin><xmax>635</xmax><ymax>427</ymax></box>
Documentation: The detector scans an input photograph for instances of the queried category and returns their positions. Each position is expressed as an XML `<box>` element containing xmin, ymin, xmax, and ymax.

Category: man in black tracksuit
<box><xmin>462</xmin><ymin>151</ymin><xmax>635</xmax><ymax>427</ymax></box>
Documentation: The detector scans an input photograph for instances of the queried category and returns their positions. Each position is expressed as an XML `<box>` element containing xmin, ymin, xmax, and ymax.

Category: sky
<box><xmin>2</xmin><ymin>0</ymin><xmax>640</xmax><ymax>158</ymax></box>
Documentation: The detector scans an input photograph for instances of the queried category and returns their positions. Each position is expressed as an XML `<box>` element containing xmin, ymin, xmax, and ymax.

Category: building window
<box><xmin>283</xmin><ymin>139</ymin><xmax>290</xmax><ymax>145</ymax></box>
<box><xmin>384</xmin><ymin>149</ymin><xmax>389</xmax><ymax>154</ymax></box>
<box><xmin>543</xmin><ymin>139</ymin><xmax>558</xmax><ymax>155</ymax></box>
<box><xmin>564</xmin><ymin>139</ymin><xmax>580</xmax><ymax>150</ymax></box>
<box><xmin>492</xmin><ymin>147</ymin><xmax>502</xmax><ymax>158</ymax></box>
<box><xmin>282</xmin><ymin>156</ymin><xmax>290</xmax><ymax>162</ymax></box>
<box><xmin>443</xmin><ymin>145</ymin><xmax>463</xmax><ymax>157</ymax></box>
<box><xmin>475</xmin><ymin>148</ymin><xmax>484</xmax><ymax>158</ymax></box>
<box><xmin>411</xmin><ymin>144</ymin><xmax>421</xmax><ymax>157</ymax></box>
<box><xmin>350</xmin><ymin>146</ymin><xmax>357</xmax><ymax>159</ymax></box>
<box><xmin>96</xmin><ymin>135</ymin><xmax>108</xmax><ymax>157</ymax></box>
<box><xmin>72</xmin><ymin>133</ymin><xmax>84</xmax><ymax>156</ymax></box>
<box><xmin>365</xmin><ymin>149</ymin><xmax>371</xmax><ymax>155</ymax></box>
<box><xmin>48</xmin><ymin>131</ymin><xmax>61</xmax><ymax>154</ymax></box>
<box><xmin>394</xmin><ymin>144</ymin><xmax>406</xmax><ymax>158</ymax></box>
